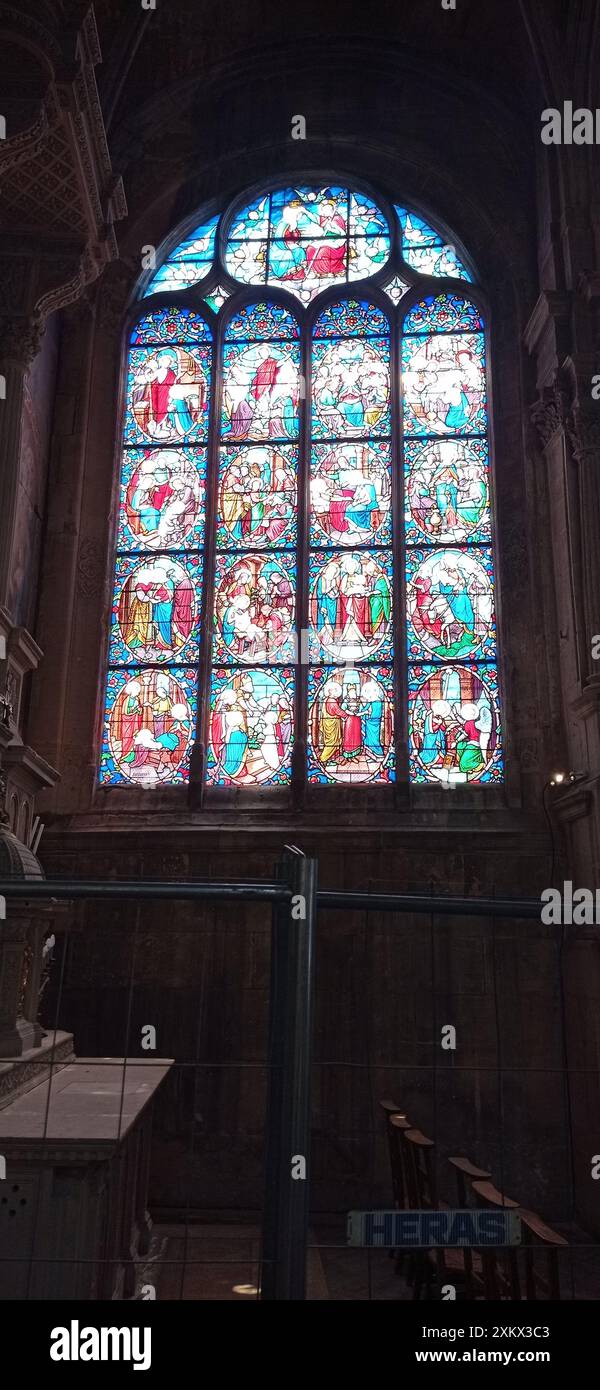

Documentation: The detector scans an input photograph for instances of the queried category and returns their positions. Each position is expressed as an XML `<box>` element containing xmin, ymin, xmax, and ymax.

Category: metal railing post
<box><xmin>261</xmin><ymin>846</ymin><xmax>317</xmax><ymax>1300</ymax></box>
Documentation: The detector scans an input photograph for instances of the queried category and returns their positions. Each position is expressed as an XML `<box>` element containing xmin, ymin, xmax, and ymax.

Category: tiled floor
<box><xmin>153</xmin><ymin>1223</ymin><xmax>329</xmax><ymax>1300</ymax></box>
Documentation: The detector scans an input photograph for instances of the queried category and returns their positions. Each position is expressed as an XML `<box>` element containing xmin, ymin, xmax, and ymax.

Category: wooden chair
<box><xmin>402</xmin><ymin>1126</ymin><xmax>434</xmax><ymax>1205</ymax></box>
<box><xmin>519</xmin><ymin>1209</ymin><xmax>567</xmax><ymax>1300</ymax></box>
<box><xmin>448</xmin><ymin>1155</ymin><xmax>491</xmax><ymax>1206</ymax></box>
<box><xmin>447</xmin><ymin>1156</ymin><xmax>491</xmax><ymax>1299</ymax></box>
<box><xmin>471</xmin><ymin>1178</ymin><xmax>521</xmax><ymax>1299</ymax></box>
<box><xmin>379</xmin><ymin>1101</ymin><xmax>411</xmax><ymax>1274</ymax></box>
<box><xmin>379</xmin><ymin>1098</ymin><xmax>405</xmax><ymax>1117</ymax></box>
<box><xmin>379</xmin><ymin>1099</ymin><xmax>410</xmax><ymax>1212</ymax></box>
<box><xmin>402</xmin><ymin>1128</ymin><xmax>437</xmax><ymax>1299</ymax></box>
<box><xmin>402</xmin><ymin>1130</ymin><xmax>485</xmax><ymax>1301</ymax></box>
<box><xmin>388</xmin><ymin>1114</ymin><xmax>412</xmax><ymax>1210</ymax></box>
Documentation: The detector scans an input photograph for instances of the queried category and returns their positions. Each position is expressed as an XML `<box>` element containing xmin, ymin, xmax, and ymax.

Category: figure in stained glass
<box><xmin>308</xmin><ymin>668</ymin><xmax>394</xmax><ymax>782</ymax></box>
<box><xmin>311</xmin><ymin>442</ymin><xmax>391</xmax><ymax>546</ymax></box>
<box><xmin>222</xmin><ymin>343</ymin><xmax>299</xmax><ymax>440</ymax></box>
<box><xmin>405</xmin><ymin>440</ymin><xmax>489</xmax><ymax>544</ymax></box>
<box><xmin>123</xmin><ymin>450</ymin><xmax>204</xmax><ymax>550</ymax></box>
<box><xmin>208</xmin><ymin>669</ymin><xmax>294</xmax><ymax>785</ymax></box>
<box><xmin>104</xmin><ymin>669</ymin><xmax>194</xmax><ymax>785</ymax></box>
<box><xmin>312</xmin><ymin>340</ymin><xmax>389</xmax><ymax>437</ymax></box>
<box><xmin>409</xmin><ymin>665</ymin><xmax>500</xmax><ymax>785</ymax></box>
<box><xmin>270</xmin><ymin>190</ymin><xmax>346</xmax><ymax>282</ymax></box>
<box><xmin>128</xmin><ymin>346</ymin><xmax>209</xmax><ymax>443</ymax></box>
<box><xmin>310</xmin><ymin>552</ymin><xmax>392</xmax><ymax>661</ymax></box>
<box><xmin>214</xmin><ymin>553</ymin><xmax>295</xmax><ymax>663</ymax></box>
<box><xmin>407</xmin><ymin>549</ymin><xmax>494</xmax><ymax>660</ymax></box>
<box><xmin>218</xmin><ymin>446</ymin><xmax>296</xmax><ymax>547</ymax></box>
<box><xmin>402</xmin><ymin>333</ymin><xmax>485</xmax><ymax>436</ymax></box>
<box><xmin>115</xmin><ymin>557</ymin><xmax>197</xmax><ymax>662</ymax></box>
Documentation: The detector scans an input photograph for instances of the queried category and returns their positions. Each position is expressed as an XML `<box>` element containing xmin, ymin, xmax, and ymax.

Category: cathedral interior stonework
<box><xmin>1</xmin><ymin>0</ymin><xmax>600</xmax><ymax>1317</ymax></box>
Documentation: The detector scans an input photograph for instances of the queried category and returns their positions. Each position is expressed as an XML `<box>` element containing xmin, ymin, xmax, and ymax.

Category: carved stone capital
<box><xmin>0</xmin><ymin>312</ymin><xmax>45</xmax><ymax>368</ymax></box>
<box><xmin>0</xmin><ymin>253</ymin><xmax>102</xmax><ymax>366</ymax></box>
<box><xmin>530</xmin><ymin>383</ymin><xmax>569</xmax><ymax>450</ymax></box>
<box><xmin>0</xmin><ymin>256</ymin><xmax>35</xmax><ymax>316</ymax></box>
<box><xmin>567</xmin><ymin>405</ymin><xmax>600</xmax><ymax>463</ymax></box>
<box><xmin>95</xmin><ymin>258</ymin><xmax>137</xmax><ymax>334</ymax></box>
<box><xmin>576</xmin><ymin>270</ymin><xmax>600</xmax><ymax>306</ymax></box>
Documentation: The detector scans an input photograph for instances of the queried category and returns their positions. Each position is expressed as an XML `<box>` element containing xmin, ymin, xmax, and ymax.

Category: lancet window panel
<box><xmin>308</xmin><ymin>298</ymin><xmax>395</xmax><ymax>785</ymax></box>
<box><xmin>207</xmin><ymin>301</ymin><xmax>301</xmax><ymax>788</ymax></box>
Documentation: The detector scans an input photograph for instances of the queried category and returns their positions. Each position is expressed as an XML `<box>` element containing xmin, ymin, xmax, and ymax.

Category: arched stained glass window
<box><xmin>101</xmin><ymin>183</ymin><xmax>503</xmax><ymax>790</ymax></box>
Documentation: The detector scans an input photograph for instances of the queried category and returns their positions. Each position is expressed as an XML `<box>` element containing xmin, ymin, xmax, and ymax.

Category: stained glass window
<box><xmin>395</xmin><ymin>207</ymin><xmax>473</xmax><ymax>282</ymax></box>
<box><xmin>100</xmin><ymin>305</ymin><xmax>211</xmax><ymax>785</ymax></box>
<box><xmin>102</xmin><ymin>184</ymin><xmax>503</xmax><ymax>792</ymax></box>
<box><xmin>224</xmin><ymin>188</ymin><xmax>391</xmax><ymax>304</ymax></box>
<box><xmin>143</xmin><ymin>216</ymin><xmax>219</xmax><ymax>296</ymax></box>
<box><xmin>308</xmin><ymin>300</ymin><xmax>395</xmax><ymax>783</ymax></box>
<box><xmin>403</xmin><ymin>295</ymin><xmax>502</xmax><ymax>784</ymax></box>
<box><xmin>208</xmin><ymin>302</ymin><xmax>300</xmax><ymax>786</ymax></box>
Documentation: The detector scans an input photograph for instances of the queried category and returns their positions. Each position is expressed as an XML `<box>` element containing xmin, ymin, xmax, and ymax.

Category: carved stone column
<box><xmin>567</xmin><ymin>400</ymin><xmax>600</xmax><ymax>829</ymax></box>
<box><xmin>567</xmin><ymin>401</ymin><xmax>600</xmax><ymax>688</ymax></box>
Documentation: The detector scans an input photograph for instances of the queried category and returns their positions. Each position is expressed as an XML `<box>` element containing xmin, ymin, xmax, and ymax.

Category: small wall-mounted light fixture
<box><xmin>549</xmin><ymin>770</ymin><xmax>587</xmax><ymax>787</ymax></box>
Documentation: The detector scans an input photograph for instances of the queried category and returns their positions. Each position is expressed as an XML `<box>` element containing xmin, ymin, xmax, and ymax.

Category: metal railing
<box><xmin>0</xmin><ymin>846</ymin><xmax>318</xmax><ymax>1301</ymax></box>
<box><xmin>0</xmin><ymin>857</ymin><xmax>562</xmax><ymax>1300</ymax></box>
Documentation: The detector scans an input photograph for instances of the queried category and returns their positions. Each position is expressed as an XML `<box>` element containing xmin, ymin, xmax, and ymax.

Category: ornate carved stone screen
<box><xmin>100</xmin><ymin>185</ymin><xmax>503</xmax><ymax>790</ymax></box>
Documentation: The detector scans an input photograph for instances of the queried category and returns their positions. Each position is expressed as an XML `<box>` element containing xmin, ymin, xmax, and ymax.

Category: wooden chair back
<box><xmin>388</xmin><ymin>1114</ymin><xmax>411</xmax><ymax>1211</ymax></box>
<box><xmin>379</xmin><ymin>1099</ymin><xmax>410</xmax><ymax>1211</ymax></box>
<box><xmin>403</xmin><ymin>1128</ymin><xmax>437</xmax><ymax>1210</ymax></box>
<box><xmin>519</xmin><ymin>1209</ymin><xmax>567</xmax><ymax>1300</ymax></box>
<box><xmin>447</xmin><ymin>1156</ymin><xmax>491</xmax><ymax>1298</ymax></box>
<box><xmin>471</xmin><ymin>1179</ymin><xmax>521</xmax><ymax>1299</ymax></box>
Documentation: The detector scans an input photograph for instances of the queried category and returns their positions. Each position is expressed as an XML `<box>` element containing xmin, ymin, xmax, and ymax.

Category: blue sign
<box><xmin>347</xmin><ymin>1209</ymin><xmax>521</xmax><ymax>1248</ymax></box>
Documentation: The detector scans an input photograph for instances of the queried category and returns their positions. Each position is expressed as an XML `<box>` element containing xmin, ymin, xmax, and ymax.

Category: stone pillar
<box><xmin>567</xmin><ymin>400</ymin><xmax>600</xmax><ymax>689</ymax></box>
<box><xmin>0</xmin><ymin>314</ymin><xmax>44</xmax><ymax>618</ymax></box>
<box><xmin>24</xmin><ymin>298</ymin><xmax>98</xmax><ymax>790</ymax></box>
<box><xmin>565</xmin><ymin>394</ymin><xmax>600</xmax><ymax>879</ymax></box>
